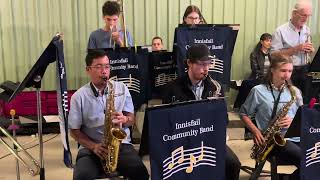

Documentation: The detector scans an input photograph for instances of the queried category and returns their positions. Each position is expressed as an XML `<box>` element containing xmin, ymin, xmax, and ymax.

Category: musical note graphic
<box><xmin>305</xmin><ymin>141</ymin><xmax>320</xmax><ymax>167</ymax></box>
<box><xmin>310</xmin><ymin>142</ymin><xmax>320</xmax><ymax>159</ymax></box>
<box><xmin>110</xmin><ymin>74</ymin><xmax>141</xmax><ymax>93</ymax></box>
<box><xmin>185</xmin><ymin>154</ymin><xmax>196</xmax><ymax>173</ymax></box>
<box><xmin>168</xmin><ymin>146</ymin><xmax>184</xmax><ymax>169</ymax></box>
<box><xmin>155</xmin><ymin>73</ymin><xmax>177</xmax><ymax>87</ymax></box>
<box><xmin>162</xmin><ymin>141</ymin><xmax>216</xmax><ymax>179</ymax></box>
<box><xmin>197</xmin><ymin>141</ymin><xmax>204</xmax><ymax>161</ymax></box>
<box><xmin>209</xmin><ymin>56</ymin><xmax>223</xmax><ymax>74</ymax></box>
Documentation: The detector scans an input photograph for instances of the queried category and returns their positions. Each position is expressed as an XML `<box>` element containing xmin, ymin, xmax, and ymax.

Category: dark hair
<box><xmin>182</xmin><ymin>5</ymin><xmax>207</xmax><ymax>24</ymax></box>
<box><xmin>264</xmin><ymin>53</ymin><xmax>293</xmax><ymax>85</ymax></box>
<box><xmin>253</xmin><ymin>33</ymin><xmax>272</xmax><ymax>53</ymax></box>
<box><xmin>85</xmin><ymin>50</ymin><xmax>107</xmax><ymax>66</ymax></box>
<box><xmin>152</xmin><ymin>36</ymin><xmax>163</xmax><ymax>43</ymax></box>
<box><xmin>102</xmin><ymin>1</ymin><xmax>120</xmax><ymax>16</ymax></box>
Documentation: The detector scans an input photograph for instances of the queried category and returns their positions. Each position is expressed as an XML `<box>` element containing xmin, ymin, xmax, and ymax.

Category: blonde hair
<box><xmin>264</xmin><ymin>54</ymin><xmax>293</xmax><ymax>86</ymax></box>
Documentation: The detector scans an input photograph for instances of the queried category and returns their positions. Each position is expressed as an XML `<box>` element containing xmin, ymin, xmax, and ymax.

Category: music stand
<box><xmin>0</xmin><ymin>34</ymin><xmax>63</xmax><ymax>180</ymax></box>
<box><xmin>285</xmin><ymin>107</ymin><xmax>302</xmax><ymax>138</ymax></box>
<box><xmin>139</xmin><ymin>98</ymin><xmax>225</xmax><ymax>156</ymax></box>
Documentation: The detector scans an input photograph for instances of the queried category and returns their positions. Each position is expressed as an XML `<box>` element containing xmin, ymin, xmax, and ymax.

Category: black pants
<box><xmin>73</xmin><ymin>144</ymin><xmax>149</xmax><ymax>180</ymax></box>
<box><xmin>226</xmin><ymin>145</ymin><xmax>241</xmax><ymax>180</ymax></box>
<box><xmin>270</xmin><ymin>141</ymin><xmax>302</xmax><ymax>180</ymax></box>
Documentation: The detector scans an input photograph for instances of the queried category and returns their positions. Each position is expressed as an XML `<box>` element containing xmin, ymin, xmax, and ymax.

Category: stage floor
<box><xmin>0</xmin><ymin>133</ymin><xmax>296</xmax><ymax>180</ymax></box>
<box><xmin>0</xmin><ymin>111</ymin><xmax>298</xmax><ymax>179</ymax></box>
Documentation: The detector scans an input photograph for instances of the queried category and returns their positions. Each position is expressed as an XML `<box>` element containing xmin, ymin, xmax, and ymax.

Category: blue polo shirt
<box><xmin>68</xmin><ymin>81</ymin><xmax>134</xmax><ymax>149</ymax></box>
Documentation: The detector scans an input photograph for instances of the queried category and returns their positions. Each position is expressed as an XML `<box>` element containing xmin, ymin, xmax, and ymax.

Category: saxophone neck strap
<box><xmin>270</xmin><ymin>83</ymin><xmax>285</xmax><ymax>119</ymax></box>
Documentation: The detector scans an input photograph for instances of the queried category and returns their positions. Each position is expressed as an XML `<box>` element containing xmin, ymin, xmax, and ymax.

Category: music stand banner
<box><xmin>53</xmin><ymin>39</ymin><xmax>73</xmax><ymax>168</ymax></box>
<box><xmin>148</xmin><ymin>99</ymin><xmax>227</xmax><ymax>180</ymax></box>
<box><xmin>173</xmin><ymin>25</ymin><xmax>238</xmax><ymax>86</ymax></box>
<box><xmin>104</xmin><ymin>48</ymin><xmax>149</xmax><ymax>110</ymax></box>
<box><xmin>148</xmin><ymin>51</ymin><xmax>177</xmax><ymax>99</ymax></box>
<box><xmin>300</xmin><ymin>105</ymin><xmax>320</xmax><ymax>180</ymax></box>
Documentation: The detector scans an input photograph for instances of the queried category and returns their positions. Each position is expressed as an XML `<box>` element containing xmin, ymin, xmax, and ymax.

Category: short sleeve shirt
<box><xmin>271</xmin><ymin>21</ymin><xmax>310</xmax><ymax>66</ymax></box>
<box><xmin>68</xmin><ymin>81</ymin><xmax>134</xmax><ymax>148</ymax></box>
<box><xmin>239</xmin><ymin>84</ymin><xmax>303</xmax><ymax>136</ymax></box>
<box><xmin>87</xmin><ymin>28</ymin><xmax>134</xmax><ymax>49</ymax></box>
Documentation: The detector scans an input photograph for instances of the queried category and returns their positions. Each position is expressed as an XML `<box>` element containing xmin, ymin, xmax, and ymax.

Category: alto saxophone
<box><xmin>101</xmin><ymin>80</ymin><xmax>127</xmax><ymax>173</ymax></box>
<box><xmin>250</xmin><ymin>83</ymin><xmax>296</xmax><ymax>163</ymax></box>
<box><xmin>206</xmin><ymin>74</ymin><xmax>222</xmax><ymax>97</ymax></box>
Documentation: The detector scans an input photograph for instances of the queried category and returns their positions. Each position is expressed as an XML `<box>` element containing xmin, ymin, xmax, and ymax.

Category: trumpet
<box><xmin>0</xmin><ymin>110</ymin><xmax>40</xmax><ymax>176</ymax></box>
<box><xmin>304</xmin><ymin>33</ymin><xmax>312</xmax><ymax>64</ymax></box>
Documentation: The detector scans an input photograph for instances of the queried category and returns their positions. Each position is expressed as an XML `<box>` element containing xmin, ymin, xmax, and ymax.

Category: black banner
<box><xmin>301</xmin><ymin>105</ymin><xmax>320</xmax><ymax>180</ymax></box>
<box><xmin>148</xmin><ymin>51</ymin><xmax>177</xmax><ymax>99</ymax></box>
<box><xmin>104</xmin><ymin>47</ymin><xmax>149</xmax><ymax>110</ymax></box>
<box><xmin>173</xmin><ymin>24</ymin><xmax>238</xmax><ymax>86</ymax></box>
<box><xmin>54</xmin><ymin>38</ymin><xmax>73</xmax><ymax>168</ymax></box>
<box><xmin>148</xmin><ymin>99</ymin><xmax>227</xmax><ymax>180</ymax></box>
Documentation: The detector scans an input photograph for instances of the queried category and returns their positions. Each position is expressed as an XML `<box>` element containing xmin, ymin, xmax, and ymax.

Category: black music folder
<box><xmin>285</xmin><ymin>106</ymin><xmax>302</xmax><ymax>138</ymax></box>
<box><xmin>309</xmin><ymin>46</ymin><xmax>320</xmax><ymax>72</ymax></box>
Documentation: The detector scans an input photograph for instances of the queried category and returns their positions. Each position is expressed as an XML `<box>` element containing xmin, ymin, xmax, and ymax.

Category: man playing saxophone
<box><xmin>240</xmin><ymin>54</ymin><xmax>303</xmax><ymax>179</ymax></box>
<box><xmin>68</xmin><ymin>50</ymin><xmax>149</xmax><ymax>180</ymax></box>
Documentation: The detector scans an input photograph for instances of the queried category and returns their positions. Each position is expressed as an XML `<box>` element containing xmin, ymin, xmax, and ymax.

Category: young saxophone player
<box><xmin>68</xmin><ymin>50</ymin><xmax>149</xmax><ymax>180</ymax></box>
<box><xmin>240</xmin><ymin>54</ymin><xmax>303</xmax><ymax>179</ymax></box>
<box><xmin>87</xmin><ymin>1</ymin><xmax>133</xmax><ymax>49</ymax></box>
<box><xmin>162</xmin><ymin>44</ymin><xmax>241</xmax><ymax>180</ymax></box>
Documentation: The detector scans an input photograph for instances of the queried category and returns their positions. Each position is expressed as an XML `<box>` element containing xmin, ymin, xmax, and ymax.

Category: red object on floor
<box><xmin>1</xmin><ymin>90</ymin><xmax>75</xmax><ymax>118</ymax></box>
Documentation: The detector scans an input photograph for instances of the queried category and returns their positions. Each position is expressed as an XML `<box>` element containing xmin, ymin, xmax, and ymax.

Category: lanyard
<box><xmin>270</xmin><ymin>83</ymin><xmax>284</xmax><ymax>119</ymax></box>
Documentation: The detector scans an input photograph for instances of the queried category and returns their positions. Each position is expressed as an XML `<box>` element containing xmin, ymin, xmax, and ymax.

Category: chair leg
<box><xmin>270</xmin><ymin>156</ymin><xmax>278</xmax><ymax>180</ymax></box>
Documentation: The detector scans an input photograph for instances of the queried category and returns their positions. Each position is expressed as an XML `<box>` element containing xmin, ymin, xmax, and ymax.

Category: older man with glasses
<box><xmin>68</xmin><ymin>50</ymin><xmax>149</xmax><ymax>180</ymax></box>
<box><xmin>271</xmin><ymin>0</ymin><xmax>314</xmax><ymax>99</ymax></box>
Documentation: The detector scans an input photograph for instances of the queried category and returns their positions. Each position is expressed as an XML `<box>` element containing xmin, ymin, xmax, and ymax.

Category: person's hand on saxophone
<box><xmin>252</xmin><ymin>128</ymin><xmax>265</xmax><ymax>147</ymax></box>
<box><xmin>112</xmin><ymin>111</ymin><xmax>134</xmax><ymax>128</ymax></box>
<box><xmin>92</xmin><ymin>143</ymin><xmax>107</xmax><ymax>159</ymax></box>
<box><xmin>277</xmin><ymin>115</ymin><xmax>292</xmax><ymax>129</ymax></box>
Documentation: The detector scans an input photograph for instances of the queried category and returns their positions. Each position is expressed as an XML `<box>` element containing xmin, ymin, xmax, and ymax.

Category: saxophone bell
<box><xmin>273</xmin><ymin>131</ymin><xmax>286</xmax><ymax>147</ymax></box>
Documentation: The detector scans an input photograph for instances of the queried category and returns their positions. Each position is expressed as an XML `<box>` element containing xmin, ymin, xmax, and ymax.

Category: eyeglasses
<box><xmin>296</xmin><ymin>11</ymin><xmax>312</xmax><ymax>18</ymax></box>
<box><xmin>195</xmin><ymin>61</ymin><xmax>212</xmax><ymax>68</ymax></box>
<box><xmin>187</xmin><ymin>16</ymin><xmax>200</xmax><ymax>20</ymax></box>
<box><xmin>88</xmin><ymin>64</ymin><xmax>110</xmax><ymax>70</ymax></box>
